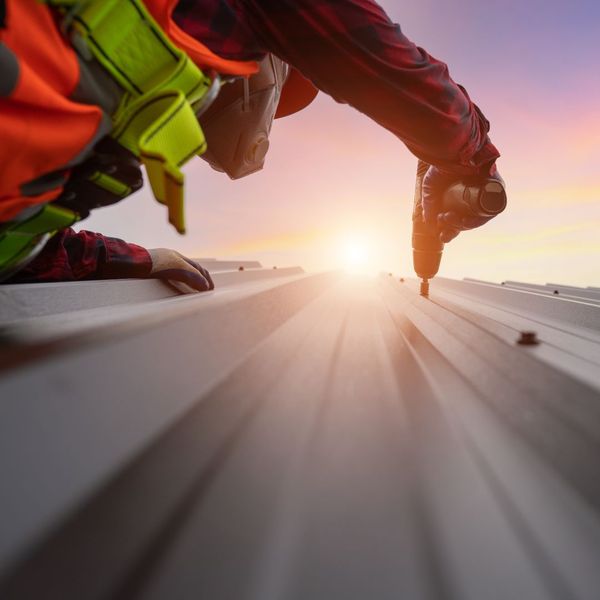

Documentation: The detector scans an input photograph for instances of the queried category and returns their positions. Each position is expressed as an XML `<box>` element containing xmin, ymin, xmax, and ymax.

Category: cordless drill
<box><xmin>412</xmin><ymin>161</ymin><xmax>507</xmax><ymax>297</ymax></box>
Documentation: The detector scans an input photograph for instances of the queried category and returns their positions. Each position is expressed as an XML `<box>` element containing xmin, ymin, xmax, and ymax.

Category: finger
<box><xmin>155</xmin><ymin>267</ymin><xmax>211</xmax><ymax>292</ymax></box>
<box><xmin>167</xmin><ymin>280</ymin><xmax>202</xmax><ymax>295</ymax></box>
<box><xmin>460</xmin><ymin>216</ymin><xmax>490</xmax><ymax>229</ymax></box>
<box><xmin>437</xmin><ymin>211</ymin><xmax>464</xmax><ymax>229</ymax></box>
<box><xmin>422</xmin><ymin>193</ymin><xmax>440</xmax><ymax>226</ymax></box>
<box><xmin>421</xmin><ymin>183</ymin><xmax>439</xmax><ymax>225</ymax></box>
<box><xmin>177</xmin><ymin>255</ymin><xmax>215</xmax><ymax>291</ymax></box>
<box><xmin>421</xmin><ymin>167</ymin><xmax>452</xmax><ymax>226</ymax></box>
<box><xmin>182</xmin><ymin>257</ymin><xmax>215</xmax><ymax>290</ymax></box>
<box><xmin>115</xmin><ymin>164</ymin><xmax>144</xmax><ymax>191</ymax></box>
<box><xmin>440</xmin><ymin>227</ymin><xmax>461</xmax><ymax>243</ymax></box>
<box><xmin>438</xmin><ymin>212</ymin><xmax>491</xmax><ymax>231</ymax></box>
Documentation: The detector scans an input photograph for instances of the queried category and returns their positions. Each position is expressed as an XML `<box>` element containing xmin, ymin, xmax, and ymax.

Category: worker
<box><xmin>0</xmin><ymin>0</ymin><xmax>503</xmax><ymax>290</ymax></box>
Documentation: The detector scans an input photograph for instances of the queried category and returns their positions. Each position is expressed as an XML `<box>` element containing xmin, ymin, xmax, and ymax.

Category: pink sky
<box><xmin>82</xmin><ymin>0</ymin><xmax>600</xmax><ymax>287</ymax></box>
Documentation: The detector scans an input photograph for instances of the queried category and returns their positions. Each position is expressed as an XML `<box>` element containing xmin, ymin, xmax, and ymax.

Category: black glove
<box><xmin>57</xmin><ymin>137</ymin><xmax>143</xmax><ymax>218</ymax></box>
<box><xmin>421</xmin><ymin>163</ymin><xmax>506</xmax><ymax>243</ymax></box>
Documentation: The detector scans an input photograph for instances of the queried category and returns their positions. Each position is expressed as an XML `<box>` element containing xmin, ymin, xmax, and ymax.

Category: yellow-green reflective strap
<box><xmin>0</xmin><ymin>204</ymin><xmax>79</xmax><ymax>276</ymax></box>
<box><xmin>115</xmin><ymin>89</ymin><xmax>207</xmax><ymax>233</ymax></box>
<box><xmin>10</xmin><ymin>204</ymin><xmax>78</xmax><ymax>235</ymax></box>
<box><xmin>89</xmin><ymin>172</ymin><xmax>131</xmax><ymax>197</ymax></box>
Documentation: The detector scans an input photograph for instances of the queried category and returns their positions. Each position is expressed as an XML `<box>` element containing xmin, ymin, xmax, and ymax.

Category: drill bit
<box><xmin>420</xmin><ymin>278</ymin><xmax>429</xmax><ymax>297</ymax></box>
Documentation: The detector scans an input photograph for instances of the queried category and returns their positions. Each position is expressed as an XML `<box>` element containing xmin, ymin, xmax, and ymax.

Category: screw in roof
<box><xmin>517</xmin><ymin>331</ymin><xmax>539</xmax><ymax>346</ymax></box>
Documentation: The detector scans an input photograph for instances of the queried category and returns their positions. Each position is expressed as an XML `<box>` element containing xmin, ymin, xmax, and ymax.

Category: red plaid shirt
<box><xmin>6</xmin><ymin>229</ymin><xmax>152</xmax><ymax>284</ymax></box>
<box><xmin>8</xmin><ymin>0</ymin><xmax>499</xmax><ymax>284</ymax></box>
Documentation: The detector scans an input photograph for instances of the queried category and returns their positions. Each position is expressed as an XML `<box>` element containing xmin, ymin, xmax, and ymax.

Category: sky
<box><xmin>82</xmin><ymin>0</ymin><xmax>600</xmax><ymax>286</ymax></box>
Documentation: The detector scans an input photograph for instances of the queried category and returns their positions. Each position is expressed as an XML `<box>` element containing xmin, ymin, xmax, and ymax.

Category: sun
<box><xmin>338</xmin><ymin>235</ymin><xmax>371</xmax><ymax>272</ymax></box>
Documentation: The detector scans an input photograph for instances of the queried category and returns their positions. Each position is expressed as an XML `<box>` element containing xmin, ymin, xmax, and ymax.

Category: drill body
<box><xmin>412</xmin><ymin>162</ymin><xmax>506</xmax><ymax>296</ymax></box>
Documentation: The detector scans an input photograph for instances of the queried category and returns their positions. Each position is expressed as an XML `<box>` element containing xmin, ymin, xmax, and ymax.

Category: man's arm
<box><xmin>5</xmin><ymin>228</ymin><xmax>152</xmax><ymax>283</ymax></box>
<box><xmin>215</xmin><ymin>0</ymin><xmax>499</xmax><ymax>175</ymax></box>
<box><xmin>6</xmin><ymin>228</ymin><xmax>214</xmax><ymax>291</ymax></box>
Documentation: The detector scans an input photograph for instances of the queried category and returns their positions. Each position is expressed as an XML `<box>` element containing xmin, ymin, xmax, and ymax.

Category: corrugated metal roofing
<box><xmin>1</xmin><ymin>264</ymin><xmax>599</xmax><ymax>600</ymax></box>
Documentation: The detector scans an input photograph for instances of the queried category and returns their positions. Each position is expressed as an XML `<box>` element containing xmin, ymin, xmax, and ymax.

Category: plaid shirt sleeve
<box><xmin>5</xmin><ymin>228</ymin><xmax>152</xmax><ymax>284</ymax></box>
<box><xmin>174</xmin><ymin>0</ymin><xmax>500</xmax><ymax>174</ymax></box>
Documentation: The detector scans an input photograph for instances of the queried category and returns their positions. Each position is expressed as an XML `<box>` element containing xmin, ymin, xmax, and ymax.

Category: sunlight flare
<box><xmin>338</xmin><ymin>235</ymin><xmax>372</xmax><ymax>273</ymax></box>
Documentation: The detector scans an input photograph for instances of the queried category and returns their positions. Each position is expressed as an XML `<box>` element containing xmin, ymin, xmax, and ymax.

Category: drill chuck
<box><xmin>412</xmin><ymin>230</ymin><xmax>443</xmax><ymax>280</ymax></box>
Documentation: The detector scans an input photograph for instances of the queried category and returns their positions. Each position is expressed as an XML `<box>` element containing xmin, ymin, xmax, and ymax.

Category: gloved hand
<box><xmin>57</xmin><ymin>137</ymin><xmax>144</xmax><ymax>218</ymax></box>
<box><xmin>421</xmin><ymin>162</ymin><xmax>506</xmax><ymax>243</ymax></box>
<box><xmin>148</xmin><ymin>248</ymin><xmax>214</xmax><ymax>292</ymax></box>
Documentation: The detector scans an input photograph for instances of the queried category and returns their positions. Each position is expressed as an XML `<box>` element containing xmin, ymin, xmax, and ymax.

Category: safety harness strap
<box><xmin>0</xmin><ymin>204</ymin><xmax>79</xmax><ymax>282</ymax></box>
<box><xmin>115</xmin><ymin>89</ymin><xmax>208</xmax><ymax>231</ymax></box>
